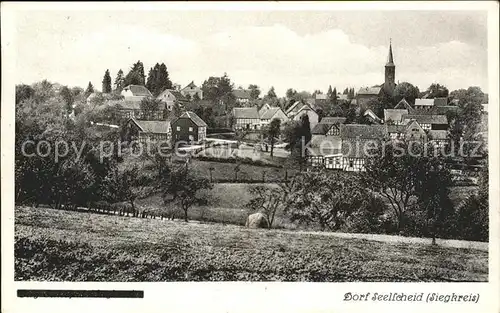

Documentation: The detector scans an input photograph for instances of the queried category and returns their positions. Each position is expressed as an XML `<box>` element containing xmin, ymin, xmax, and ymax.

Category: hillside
<box><xmin>15</xmin><ymin>206</ymin><xmax>488</xmax><ymax>282</ymax></box>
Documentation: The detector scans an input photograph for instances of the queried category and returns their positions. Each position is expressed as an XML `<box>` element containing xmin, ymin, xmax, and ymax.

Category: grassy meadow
<box><xmin>15</xmin><ymin>206</ymin><xmax>488</xmax><ymax>282</ymax></box>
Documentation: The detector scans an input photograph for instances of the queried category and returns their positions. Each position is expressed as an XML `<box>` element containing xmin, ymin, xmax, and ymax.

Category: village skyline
<box><xmin>15</xmin><ymin>9</ymin><xmax>488</xmax><ymax>96</ymax></box>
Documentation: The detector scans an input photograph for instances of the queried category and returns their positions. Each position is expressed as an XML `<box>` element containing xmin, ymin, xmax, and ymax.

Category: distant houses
<box><xmin>157</xmin><ymin>89</ymin><xmax>189</xmax><ymax>110</ymax></box>
<box><xmin>340</xmin><ymin>124</ymin><xmax>388</xmax><ymax>171</ymax></box>
<box><xmin>258</xmin><ymin>105</ymin><xmax>288</xmax><ymax>127</ymax></box>
<box><xmin>121</xmin><ymin>85</ymin><xmax>152</xmax><ymax>101</ymax></box>
<box><xmin>356</xmin><ymin>87</ymin><xmax>382</xmax><ymax>110</ymax></box>
<box><xmin>124</xmin><ymin>118</ymin><xmax>171</xmax><ymax>143</ymax></box>
<box><xmin>286</xmin><ymin>101</ymin><xmax>319</xmax><ymax>130</ymax></box>
<box><xmin>232</xmin><ymin>88</ymin><xmax>252</xmax><ymax>105</ymax></box>
<box><xmin>180</xmin><ymin>81</ymin><xmax>203</xmax><ymax>100</ymax></box>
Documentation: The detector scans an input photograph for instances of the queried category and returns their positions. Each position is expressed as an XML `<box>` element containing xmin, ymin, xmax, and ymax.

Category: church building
<box><xmin>356</xmin><ymin>41</ymin><xmax>397</xmax><ymax>111</ymax></box>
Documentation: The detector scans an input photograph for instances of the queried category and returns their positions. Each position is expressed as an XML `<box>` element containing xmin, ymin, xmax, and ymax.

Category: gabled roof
<box><xmin>311</xmin><ymin>123</ymin><xmax>335</xmax><ymax>135</ymax></box>
<box><xmin>232</xmin><ymin>107</ymin><xmax>260</xmax><ymax>119</ymax></box>
<box><xmin>286</xmin><ymin>101</ymin><xmax>316</xmax><ymax>116</ymax></box>
<box><xmin>427</xmin><ymin>105</ymin><xmax>459</xmax><ymax>115</ymax></box>
<box><xmin>260</xmin><ymin>107</ymin><xmax>283</xmax><ymax>120</ymax></box>
<box><xmin>387</xmin><ymin>125</ymin><xmax>406</xmax><ymax>134</ymax></box>
<box><xmin>157</xmin><ymin>89</ymin><xmax>188</xmax><ymax>102</ymax></box>
<box><xmin>364</xmin><ymin>109</ymin><xmax>383</xmax><ymax>123</ymax></box>
<box><xmin>340</xmin><ymin>124</ymin><xmax>387</xmax><ymax>140</ymax></box>
<box><xmin>129</xmin><ymin>118</ymin><xmax>171</xmax><ymax>134</ymax></box>
<box><xmin>315</xmin><ymin>93</ymin><xmax>328</xmax><ymax>100</ymax></box>
<box><xmin>403</xmin><ymin>114</ymin><xmax>448</xmax><ymax>125</ymax></box>
<box><xmin>123</xmin><ymin>85</ymin><xmax>152</xmax><ymax>97</ymax></box>
<box><xmin>185</xmin><ymin>81</ymin><xmax>197</xmax><ymax>89</ymax></box>
<box><xmin>384</xmin><ymin>109</ymin><xmax>408</xmax><ymax>123</ymax></box>
<box><xmin>233</xmin><ymin>89</ymin><xmax>251</xmax><ymax>99</ymax></box>
<box><xmin>172</xmin><ymin>111</ymin><xmax>207</xmax><ymax>127</ymax></box>
<box><xmin>394</xmin><ymin>98</ymin><xmax>413</xmax><ymax>111</ymax></box>
<box><xmin>433</xmin><ymin>97</ymin><xmax>448</xmax><ymax>107</ymax></box>
<box><xmin>415</xmin><ymin>99</ymin><xmax>434</xmax><ymax>106</ymax></box>
<box><xmin>320</xmin><ymin>117</ymin><xmax>346</xmax><ymax>124</ymax></box>
<box><xmin>428</xmin><ymin>130</ymin><xmax>448</xmax><ymax>140</ymax></box>
<box><xmin>357</xmin><ymin>87</ymin><xmax>382</xmax><ymax>96</ymax></box>
<box><xmin>107</xmin><ymin>99</ymin><xmax>142</xmax><ymax>110</ymax></box>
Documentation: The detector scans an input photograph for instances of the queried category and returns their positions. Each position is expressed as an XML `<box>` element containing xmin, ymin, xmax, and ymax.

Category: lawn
<box><xmin>15</xmin><ymin>206</ymin><xmax>488</xmax><ymax>282</ymax></box>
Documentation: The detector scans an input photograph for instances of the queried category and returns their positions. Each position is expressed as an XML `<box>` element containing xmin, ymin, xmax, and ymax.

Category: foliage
<box><xmin>161</xmin><ymin>164</ymin><xmax>213</xmax><ymax>222</ymax></box>
<box><xmin>114</xmin><ymin>69</ymin><xmax>125</xmax><ymax>92</ymax></box>
<box><xmin>393</xmin><ymin>82</ymin><xmax>420</xmax><ymax>105</ymax></box>
<box><xmin>139</xmin><ymin>97</ymin><xmax>163</xmax><ymax>120</ymax></box>
<box><xmin>286</xmin><ymin>171</ymin><xmax>369</xmax><ymax>231</ymax></box>
<box><xmin>248</xmin><ymin>84</ymin><xmax>261</xmax><ymax>100</ymax></box>
<box><xmin>84</xmin><ymin>81</ymin><xmax>94</xmax><ymax>97</ymax></box>
<box><xmin>146</xmin><ymin>63</ymin><xmax>173</xmax><ymax>97</ymax></box>
<box><xmin>102</xmin><ymin>69</ymin><xmax>112</xmax><ymax>93</ymax></box>
<box><xmin>425</xmin><ymin>83</ymin><xmax>449</xmax><ymax>99</ymax></box>
<box><xmin>262</xmin><ymin>118</ymin><xmax>281</xmax><ymax>157</ymax></box>
<box><xmin>59</xmin><ymin>86</ymin><xmax>74</xmax><ymax>114</ymax></box>
<box><xmin>124</xmin><ymin>60</ymin><xmax>146</xmax><ymax>86</ymax></box>
<box><xmin>267</xmin><ymin>86</ymin><xmax>277</xmax><ymax>99</ymax></box>
<box><xmin>16</xmin><ymin>84</ymin><xmax>35</xmax><ymax>104</ymax></box>
<box><xmin>201</xmin><ymin>73</ymin><xmax>236</xmax><ymax>114</ymax></box>
<box><xmin>363</xmin><ymin>140</ymin><xmax>453</xmax><ymax>234</ymax></box>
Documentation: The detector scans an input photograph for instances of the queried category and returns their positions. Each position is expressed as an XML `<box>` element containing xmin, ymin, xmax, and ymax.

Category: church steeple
<box><xmin>386</xmin><ymin>39</ymin><xmax>394</xmax><ymax>66</ymax></box>
<box><xmin>384</xmin><ymin>39</ymin><xmax>396</xmax><ymax>95</ymax></box>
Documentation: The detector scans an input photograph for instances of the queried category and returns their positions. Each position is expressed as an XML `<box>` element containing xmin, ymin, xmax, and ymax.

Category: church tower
<box><xmin>384</xmin><ymin>40</ymin><xmax>396</xmax><ymax>95</ymax></box>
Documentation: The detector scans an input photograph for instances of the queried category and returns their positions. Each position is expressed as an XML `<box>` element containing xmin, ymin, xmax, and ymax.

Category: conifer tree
<box><xmin>114</xmin><ymin>69</ymin><xmax>125</xmax><ymax>92</ymax></box>
<box><xmin>102</xmin><ymin>69</ymin><xmax>112</xmax><ymax>93</ymax></box>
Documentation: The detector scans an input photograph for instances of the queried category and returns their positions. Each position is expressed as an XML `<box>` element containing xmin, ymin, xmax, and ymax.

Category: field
<box><xmin>15</xmin><ymin>206</ymin><xmax>488</xmax><ymax>282</ymax></box>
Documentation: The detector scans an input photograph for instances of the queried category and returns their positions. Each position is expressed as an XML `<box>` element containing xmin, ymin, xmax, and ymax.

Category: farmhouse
<box><xmin>157</xmin><ymin>89</ymin><xmax>189</xmax><ymax>111</ymax></box>
<box><xmin>105</xmin><ymin>99</ymin><xmax>166</xmax><ymax>120</ymax></box>
<box><xmin>124</xmin><ymin>118</ymin><xmax>171</xmax><ymax>143</ymax></box>
<box><xmin>402</xmin><ymin>114</ymin><xmax>448</xmax><ymax>131</ymax></box>
<box><xmin>310</xmin><ymin>117</ymin><xmax>345</xmax><ymax>158</ymax></box>
<box><xmin>259</xmin><ymin>105</ymin><xmax>288</xmax><ymax>127</ymax></box>
<box><xmin>384</xmin><ymin>109</ymin><xmax>409</xmax><ymax>125</ymax></box>
<box><xmin>340</xmin><ymin>124</ymin><xmax>388</xmax><ymax>172</ymax></box>
<box><xmin>414</xmin><ymin>98</ymin><xmax>435</xmax><ymax>110</ymax></box>
<box><xmin>121</xmin><ymin>85</ymin><xmax>152</xmax><ymax>101</ymax></box>
<box><xmin>286</xmin><ymin>101</ymin><xmax>319</xmax><ymax>130</ymax></box>
<box><xmin>394</xmin><ymin>98</ymin><xmax>414</xmax><ymax>111</ymax></box>
<box><xmin>180</xmin><ymin>81</ymin><xmax>203</xmax><ymax>100</ymax></box>
<box><xmin>233</xmin><ymin>88</ymin><xmax>252</xmax><ymax>105</ymax></box>
<box><xmin>356</xmin><ymin>87</ymin><xmax>382</xmax><ymax>110</ymax></box>
<box><xmin>232</xmin><ymin>107</ymin><xmax>261</xmax><ymax>130</ymax></box>
<box><xmin>405</xmin><ymin>120</ymin><xmax>427</xmax><ymax>141</ymax></box>
<box><xmin>171</xmin><ymin>111</ymin><xmax>208</xmax><ymax>144</ymax></box>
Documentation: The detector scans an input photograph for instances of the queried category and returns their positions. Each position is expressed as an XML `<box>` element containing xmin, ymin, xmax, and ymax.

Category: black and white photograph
<box><xmin>2</xmin><ymin>2</ymin><xmax>499</xmax><ymax>312</ymax></box>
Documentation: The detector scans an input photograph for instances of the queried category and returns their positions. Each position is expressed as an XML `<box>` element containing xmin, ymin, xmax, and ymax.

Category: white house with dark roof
<box><xmin>232</xmin><ymin>107</ymin><xmax>261</xmax><ymax>130</ymax></box>
<box><xmin>157</xmin><ymin>89</ymin><xmax>189</xmax><ymax>110</ymax></box>
<box><xmin>286</xmin><ymin>101</ymin><xmax>319</xmax><ymax>130</ymax></box>
<box><xmin>259</xmin><ymin>106</ymin><xmax>288</xmax><ymax>127</ymax></box>
<box><xmin>414</xmin><ymin>98</ymin><xmax>435</xmax><ymax>110</ymax></box>
<box><xmin>180</xmin><ymin>81</ymin><xmax>203</xmax><ymax>100</ymax></box>
<box><xmin>121</xmin><ymin>85</ymin><xmax>152</xmax><ymax>102</ymax></box>
<box><xmin>384</xmin><ymin>109</ymin><xmax>409</xmax><ymax>125</ymax></box>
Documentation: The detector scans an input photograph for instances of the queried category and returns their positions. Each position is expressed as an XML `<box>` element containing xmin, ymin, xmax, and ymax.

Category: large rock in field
<box><xmin>245</xmin><ymin>212</ymin><xmax>270</xmax><ymax>229</ymax></box>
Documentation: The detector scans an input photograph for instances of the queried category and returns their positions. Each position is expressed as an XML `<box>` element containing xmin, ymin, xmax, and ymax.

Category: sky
<box><xmin>14</xmin><ymin>8</ymin><xmax>488</xmax><ymax>96</ymax></box>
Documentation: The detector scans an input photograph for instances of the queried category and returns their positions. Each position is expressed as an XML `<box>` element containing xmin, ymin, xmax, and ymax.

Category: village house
<box><xmin>171</xmin><ymin>111</ymin><xmax>208</xmax><ymax>144</ymax></box>
<box><xmin>232</xmin><ymin>88</ymin><xmax>252</xmax><ymax>105</ymax></box>
<box><xmin>428</xmin><ymin>130</ymin><xmax>449</xmax><ymax>148</ymax></box>
<box><xmin>180</xmin><ymin>81</ymin><xmax>203</xmax><ymax>100</ymax></box>
<box><xmin>123</xmin><ymin>118</ymin><xmax>171</xmax><ymax>143</ymax></box>
<box><xmin>309</xmin><ymin>117</ymin><xmax>346</xmax><ymax>163</ymax></box>
<box><xmin>86</xmin><ymin>92</ymin><xmax>115</xmax><ymax>105</ymax></box>
<box><xmin>363</xmin><ymin>108</ymin><xmax>383</xmax><ymax>124</ymax></box>
<box><xmin>414</xmin><ymin>98</ymin><xmax>435</xmax><ymax>110</ymax></box>
<box><xmin>356</xmin><ymin>87</ymin><xmax>382</xmax><ymax>110</ymax></box>
<box><xmin>258</xmin><ymin>105</ymin><xmax>288</xmax><ymax>127</ymax></box>
<box><xmin>121</xmin><ymin>85</ymin><xmax>153</xmax><ymax>101</ymax></box>
<box><xmin>105</xmin><ymin>99</ymin><xmax>166</xmax><ymax>120</ymax></box>
<box><xmin>394</xmin><ymin>98</ymin><xmax>414</xmax><ymax>111</ymax></box>
<box><xmin>402</xmin><ymin>114</ymin><xmax>448</xmax><ymax>131</ymax></box>
<box><xmin>232</xmin><ymin>107</ymin><xmax>261</xmax><ymax>130</ymax></box>
<box><xmin>340</xmin><ymin>124</ymin><xmax>388</xmax><ymax>172</ymax></box>
<box><xmin>384</xmin><ymin>108</ymin><xmax>409</xmax><ymax>125</ymax></box>
<box><xmin>286</xmin><ymin>101</ymin><xmax>319</xmax><ymax>130</ymax></box>
<box><xmin>157</xmin><ymin>89</ymin><xmax>189</xmax><ymax>111</ymax></box>
<box><xmin>405</xmin><ymin>120</ymin><xmax>427</xmax><ymax>141</ymax></box>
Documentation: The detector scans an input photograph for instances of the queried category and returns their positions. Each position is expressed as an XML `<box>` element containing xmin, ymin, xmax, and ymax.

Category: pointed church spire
<box><xmin>386</xmin><ymin>39</ymin><xmax>395</xmax><ymax>66</ymax></box>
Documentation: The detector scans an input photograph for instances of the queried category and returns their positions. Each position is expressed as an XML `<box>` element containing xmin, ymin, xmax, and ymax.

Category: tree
<box><xmin>286</xmin><ymin>88</ymin><xmax>298</xmax><ymax>100</ymax></box>
<box><xmin>425</xmin><ymin>83</ymin><xmax>449</xmax><ymax>99</ymax></box>
<box><xmin>201</xmin><ymin>73</ymin><xmax>235</xmax><ymax>113</ymax></box>
<box><xmin>363</xmin><ymin>140</ymin><xmax>452</xmax><ymax>233</ymax></box>
<box><xmin>16</xmin><ymin>84</ymin><xmax>35</xmax><ymax>104</ymax></box>
<box><xmin>146</xmin><ymin>63</ymin><xmax>173</xmax><ymax>97</ymax></box>
<box><xmin>246</xmin><ymin>178</ymin><xmax>302</xmax><ymax>228</ymax></box>
<box><xmin>393</xmin><ymin>82</ymin><xmax>420</xmax><ymax>105</ymax></box>
<box><xmin>124</xmin><ymin>60</ymin><xmax>146</xmax><ymax>86</ymax></box>
<box><xmin>286</xmin><ymin>171</ymin><xmax>368</xmax><ymax>231</ymax></box>
<box><xmin>114</xmin><ymin>69</ymin><xmax>125</xmax><ymax>92</ymax></box>
<box><xmin>139</xmin><ymin>97</ymin><xmax>162</xmax><ymax>119</ymax></box>
<box><xmin>102</xmin><ymin>69</ymin><xmax>112</xmax><ymax>93</ymax></box>
<box><xmin>263</xmin><ymin>118</ymin><xmax>281</xmax><ymax>157</ymax></box>
<box><xmin>32</xmin><ymin>80</ymin><xmax>55</xmax><ymax>104</ymax></box>
<box><xmin>267</xmin><ymin>86</ymin><xmax>277</xmax><ymax>99</ymax></box>
<box><xmin>283</xmin><ymin>114</ymin><xmax>311</xmax><ymax>168</ymax></box>
<box><xmin>84</xmin><ymin>82</ymin><xmax>94</xmax><ymax>97</ymax></box>
<box><xmin>248</xmin><ymin>84</ymin><xmax>261</xmax><ymax>100</ymax></box>
<box><xmin>329</xmin><ymin>87</ymin><xmax>338</xmax><ymax>106</ymax></box>
<box><xmin>327</xmin><ymin>85</ymin><xmax>333</xmax><ymax>96</ymax></box>
<box><xmin>59</xmin><ymin>86</ymin><xmax>74</xmax><ymax>114</ymax></box>
<box><xmin>161</xmin><ymin>164</ymin><xmax>212</xmax><ymax>222</ymax></box>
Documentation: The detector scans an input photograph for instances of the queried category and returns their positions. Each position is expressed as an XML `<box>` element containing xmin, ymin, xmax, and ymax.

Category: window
<box><xmin>176</xmin><ymin>126</ymin><xmax>181</xmax><ymax>131</ymax></box>
<box><xmin>189</xmin><ymin>127</ymin><xmax>193</xmax><ymax>132</ymax></box>
<box><xmin>189</xmin><ymin>135</ymin><xmax>194</xmax><ymax>141</ymax></box>
<box><xmin>349</xmin><ymin>161</ymin><xmax>353</xmax><ymax>167</ymax></box>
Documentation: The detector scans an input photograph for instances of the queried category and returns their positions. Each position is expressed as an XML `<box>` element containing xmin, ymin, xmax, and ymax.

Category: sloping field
<box><xmin>15</xmin><ymin>206</ymin><xmax>487</xmax><ymax>282</ymax></box>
